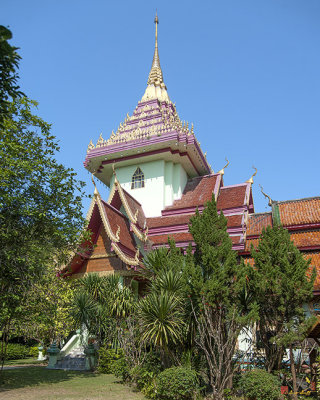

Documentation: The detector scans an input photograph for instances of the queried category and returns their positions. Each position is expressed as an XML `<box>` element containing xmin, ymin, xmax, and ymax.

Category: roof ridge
<box><xmin>275</xmin><ymin>196</ymin><xmax>320</xmax><ymax>205</ymax></box>
<box><xmin>121</xmin><ymin>186</ymin><xmax>143</xmax><ymax>206</ymax></box>
<box><xmin>249</xmin><ymin>211</ymin><xmax>272</xmax><ymax>217</ymax></box>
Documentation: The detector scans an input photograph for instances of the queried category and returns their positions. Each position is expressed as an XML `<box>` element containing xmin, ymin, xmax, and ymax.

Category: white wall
<box><xmin>111</xmin><ymin>160</ymin><xmax>187</xmax><ymax>217</ymax></box>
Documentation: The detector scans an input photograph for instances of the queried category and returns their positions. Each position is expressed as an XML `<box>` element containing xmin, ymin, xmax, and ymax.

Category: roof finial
<box><xmin>91</xmin><ymin>173</ymin><xmax>99</xmax><ymax>196</ymax></box>
<box><xmin>141</xmin><ymin>12</ymin><xmax>170</xmax><ymax>102</ymax></box>
<box><xmin>259</xmin><ymin>184</ymin><xmax>273</xmax><ymax>207</ymax></box>
<box><xmin>246</xmin><ymin>166</ymin><xmax>257</xmax><ymax>184</ymax></box>
<box><xmin>218</xmin><ymin>157</ymin><xmax>230</xmax><ymax>175</ymax></box>
<box><xmin>155</xmin><ymin>10</ymin><xmax>158</xmax><ymax>46</ymax></box>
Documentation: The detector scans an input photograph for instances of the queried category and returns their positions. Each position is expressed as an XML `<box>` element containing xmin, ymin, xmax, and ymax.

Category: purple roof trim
<box><xmin>84</xmin><ymin>132</ymin><xmax>211</xmax><ymax>173</ymax></box>
<box><xmin>148</xmin><ymin>224</ymin><xmax>244</xmax><ymax>236</ymax></box>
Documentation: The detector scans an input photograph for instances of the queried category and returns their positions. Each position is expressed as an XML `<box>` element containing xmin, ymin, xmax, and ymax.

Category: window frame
<box><xmin>131</xmin><ymin>167</ymin><xmax>145</xmax><ymax>190</ymax></box>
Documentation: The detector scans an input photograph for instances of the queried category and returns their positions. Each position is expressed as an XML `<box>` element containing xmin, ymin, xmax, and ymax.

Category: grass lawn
<box><xmin>4</xmin><ymin>357</ymin><xmax>47</xmax><ymax>366</ymax></box>
<box><xmin>0</xmin><ymin>366</ymin><xmax>146</xmax><ymax>400</ymax></box>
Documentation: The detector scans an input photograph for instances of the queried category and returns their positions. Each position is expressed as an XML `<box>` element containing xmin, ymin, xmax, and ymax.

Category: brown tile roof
<box><xmin>150</xmin><ymin>232</ymin><xmax>194</xmax><ymax>245</ymax></box>
<box><xmin>147</xmin><ymin>214</ymin><xmax>193</xmax><ymax>228</ymax></box>
<box><xmin>164</xmin><ymin>174</ymin><xmax>219</xmax><ymax>211</ymax></box>
<box><xmin>278</xmin><ymin>197</ymin><xmax>320</xmax><ymax>226</ymax></box>
<box><xmin>227</xmin><ymin>214</ymin><xmax>244</xmax><ymax>227</ymax></box>
<box><xmin>147</xmin><ymin>213</ymin><xmax>243</xmax><ymax>229</ymax></box>
<box><xmin>290</xmin><ymin>230</ymin><xmax>320</xmax><ymax>248</ymax></box>
<box><xmin>245</xmin><ymin>238</ymin><xmax>260</xmax><ymax>252</ymax></box>
<box><xmin>246</xmin><ymin>213</ymin><xmax>272</xmax><ymax>236</ymax></box>
<box><xmin>217</xmin><ymin>184</ymin><xmax>248</xmax><ymax>210</ymax></box>
<box><xmin>102</xmin><ymin>202</ymin><xmax>137</xmax><ymax>253</ymax></box>
<box><xmin>305</xmin><ymin>252</ymin><xmax>320</xmax><ymax>289</ymax></box>
<box><xmin>245</xmin><ymin>230</ymin><xmax>320</xmax><ymax>251</ymax></box>
<box><xmin>150</xmin><ymin>232</ymin><xmax>241</xmax><ymax>246</ymax></box>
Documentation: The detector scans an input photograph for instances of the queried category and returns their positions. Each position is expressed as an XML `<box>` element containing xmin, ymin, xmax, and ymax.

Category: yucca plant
<box><xmin>137</xmin><ymin>290</ymin><xmax>185</xmax><ymax>366</ymax></box>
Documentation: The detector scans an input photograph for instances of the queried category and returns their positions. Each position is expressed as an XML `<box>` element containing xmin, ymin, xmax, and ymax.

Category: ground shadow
<box><xmin>0</xmin><ymin>366</ymin><xmax>99</xmax><ymax>392</ymax></box>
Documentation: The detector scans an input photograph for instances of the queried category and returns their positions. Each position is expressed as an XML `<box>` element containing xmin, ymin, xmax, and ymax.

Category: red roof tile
<box><xmin>150</xmin><ymin>232</ymin><xmax>241</xmax><ymax>246</ymax></box>
<box><xmin>217</xmin><ymin>184</ymin><xmax>248</xmax><ymax>210</ymax></box>
<box><xmin>147</xmin><ymin>214</ymin><xmax>193</xmax><ymax>228</ymax></box>
<box><xmin>278</xmin><ymin>198</ymin><xmax>320</xmax><ymax>226</ymax></box>
<box><xmin>227</xmin><ymin>214</ymin><xmax>244</xmax><ymax>227</ymax></box>
<box><xmin>102</xmin><ymin>202</ymin><xmax>137</xmax><ymax>253</ymax></box>
<box><xmin>305</xmin><ymin>252</ymin><xmax>320</xmax><ymax>289</ymax></box>
<box><xmin>147</xmin><ymin>213</ymin><xmax>243</xmax><ymax>230</ymax></box>
<box><xmin>150</xmin><ymin>232</ymin><xmax>194</xmax><ymax>245</ymax></box>
<box><xmin>290</xmin><ymin>230</ymin><xmax>320</xmax><ymax>248</ymax></box>
<box><xmin>246</xmin><ymin>213</ymin><xmax>272</xmax><ymax>236</ymax></box>
<box><xmin>165</xmin><ymin>174</ymin><xmax>219</xmax><ymax>211</ymax></box>
<box><xmin>245</xmin><ymin>238</ymin><xmax>260</xmax><ymax>252</ymax></box>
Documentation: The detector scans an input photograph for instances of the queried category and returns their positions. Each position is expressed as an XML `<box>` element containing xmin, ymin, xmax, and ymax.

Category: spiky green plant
<box><xmin>137</xmin><ymin>291</ymin><xmax>185</xmax><ymax>349</ymax></box>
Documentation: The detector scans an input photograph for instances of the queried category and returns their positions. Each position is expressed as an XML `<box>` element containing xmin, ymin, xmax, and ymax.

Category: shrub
<box><xmin>113</xmin><ymin>357</ymin><xmax>129</xmax><ymax>381</ymax></box>
<box><xmin>238</xmin><ymin>369</ymin><xmax>280</xmax><ymax>400</ymax></box>
<box><xmin>29</xmin><ymin>346</ymin><xmax>39</xmax><ymax>358</ymax></box>
<box><xmin>5</xmin><ymin>343</ymin><xmax>30</xmax><ymax>360</ymax></box>
<box><xmin>28</xmin><ymin>345</ymin><xmax>47</xmax><ymax>358</ymax></box>
<box><xmin>97</xmin><ymin>347</ymin><xmax>125</xmax><ymax>374</ymax></box>
<box><xmin>156</xmin><ymin>366</ymin><xmax>199</xmax><ymax>400</ymax></box>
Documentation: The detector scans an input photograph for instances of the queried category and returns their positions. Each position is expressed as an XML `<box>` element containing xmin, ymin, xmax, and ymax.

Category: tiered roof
<box><xmin>83</xmin><ymin>17</ymin><xmax>211</xmax><ymax>187</ymax></box>
<box><xmin>244</xmin><ymin>197</ymin><xmax>320</xmax><ymax>292</ymax></box>
<box><xmin>65</xmin><ymin>181</ymin><xmax>143</xmax><ymax>278</ymax></box>
<box><xmin>147</xmin><ymin>174</ymin><xmax>254</xmax><ymax>250</ymax></box>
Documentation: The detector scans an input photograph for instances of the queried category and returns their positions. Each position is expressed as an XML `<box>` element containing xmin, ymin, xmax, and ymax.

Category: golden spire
<box><xmin>147</xmin><ymin>12</ymin><xmax>164</xmax><ymax>86</ymax></box>
<box><xmin>142</xmin><ymin>12</ymin><xmax>169</xmax><ymax>102</ymax></box>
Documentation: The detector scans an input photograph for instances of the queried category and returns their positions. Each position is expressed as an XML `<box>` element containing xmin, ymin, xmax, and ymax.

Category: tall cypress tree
<box><xmin>185</xmin><ymin>194</ymin><xmax>257</xmax><ymax>400</ymax></box>
<box><xmin>251</xmin><ymin>224</ymin><xmax>315</xmax><ymax>373</ymax></box>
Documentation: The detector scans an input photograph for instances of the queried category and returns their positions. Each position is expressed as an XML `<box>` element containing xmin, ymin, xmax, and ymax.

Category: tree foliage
<box><xmin>0</xmin><ymin>26</ymin><xmax>23</xmax><ymax>126</ymax></box>
<box><xmin>0</xmin><ymin>27</ymin><xmax>88</xmax><ymax>367</ymax></box>
<box><xmin>185</xmin><ymin>194</ymin><xmax>258</xmax><ymax>400</ymax></box>
<box><xmin>251</xmin><ymin>224</ymin><xmax>316</xmax><ymax>372</ymax></box>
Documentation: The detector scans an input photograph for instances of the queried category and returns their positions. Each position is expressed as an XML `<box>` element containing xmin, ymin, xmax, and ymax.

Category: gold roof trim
<box><xmin>218</xmin><ymin>158</ymin><xmax>230</xmax><ymax>175</ymax></box>
<box><xmin>112</xmin><ymin>242</ymin><xmax>140</xmax><ymax>266</ymax></box>
<box><xmin>108</xmin><ymin>171</ymin><xmax>148</xmax><ymax>241</ymax></box>
<box><xmin>92</xmin><ymin>174</ymin><xmax>121</xmax><ymax>243</ymax></box>
<box><xmin>259</xmin><ymin>184</ymin><xmax>273</xmax><ymax>207</ymax></box>
<box><xmin>246</xmin><ymin>166</ymin><xmax>257</xmax><ymax>184</ymax></box>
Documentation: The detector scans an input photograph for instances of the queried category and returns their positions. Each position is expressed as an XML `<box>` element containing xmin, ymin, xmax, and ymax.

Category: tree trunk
<box><xmin>289</xmin><ymin>345</ymin><xmax>298</xmax><ymax>400</ymax></box>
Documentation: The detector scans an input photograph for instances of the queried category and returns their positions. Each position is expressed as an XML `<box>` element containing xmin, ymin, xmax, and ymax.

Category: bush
<box><xmin>5</xmin><ymin>343</ymin><xmax>30</xmax><ymax>360</ymax></box>
<box><xmin>113</xmin><ymin>357</ymin><xmax>129</xmax><ymax>381</ymax></box>
<box><xmin>238</xmin><ymin>369</ymin><xmax>280</xmax><ymax>400</ymax></box>
<box><xmin>28</xmin><ymin>345</ymin><xmax>47</xmax><ymax>358</ymax></box>
<box><xmin>156</xmin><ymin>366</ymin><xmax>199</xmax><ymax>400</ymax></box>
<box><xmin>29</xmin><ymin>346</ymin><xmax>39</xmax><ymax>358</ymax></box>
<box><xmin>97</xmin><ymin>347</ymin><xmax>125</xmax><ymax>374</ymax></box>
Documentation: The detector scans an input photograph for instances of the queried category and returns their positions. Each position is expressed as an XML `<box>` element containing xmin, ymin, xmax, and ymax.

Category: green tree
<box><xmin>0</xmin><ymin>26</ymin><xmax>89</xmax><ymax>366</ymax></box>
<box><xmin>0</xmin><ymin>26</ymin><xmax>23</xmax><ymax>126</ymax></box>
<box><xmin>10</xmin><ymin>267</ymin><xmax>77</xmax><ymax>346</ymax></box>
<box><xmin>250</xmin><ymin>224</ymin><xmax>315</xmax><ymax>375</ymax></box>
<box><xmin>185</xmin><ymin>195</ymin><xmax>257</xmax><ymax>400</ymax></box>
<box><xmin>0</xmin><ymin>96</ymin><xmax>88</xmax><ymax>366</ymax></box>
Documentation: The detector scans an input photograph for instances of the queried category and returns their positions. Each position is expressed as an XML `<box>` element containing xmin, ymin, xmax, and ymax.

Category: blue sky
<box><xmin>2</xmin><ymin>0</ymin><xmax>320</xmax><ymax>213</ymax></box>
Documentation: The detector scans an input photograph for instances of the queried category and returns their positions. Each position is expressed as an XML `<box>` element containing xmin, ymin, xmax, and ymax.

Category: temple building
<box><xmin>65</xmin><ymin>16</ymin><xmax>320</xmax><ymax>311</ymax></box>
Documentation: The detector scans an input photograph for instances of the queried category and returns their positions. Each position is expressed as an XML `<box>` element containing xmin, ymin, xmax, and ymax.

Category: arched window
<box><xmin>131</xmin><ymin>167</ymin><xmax>145</xmax><ymax>189</ymax></box>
